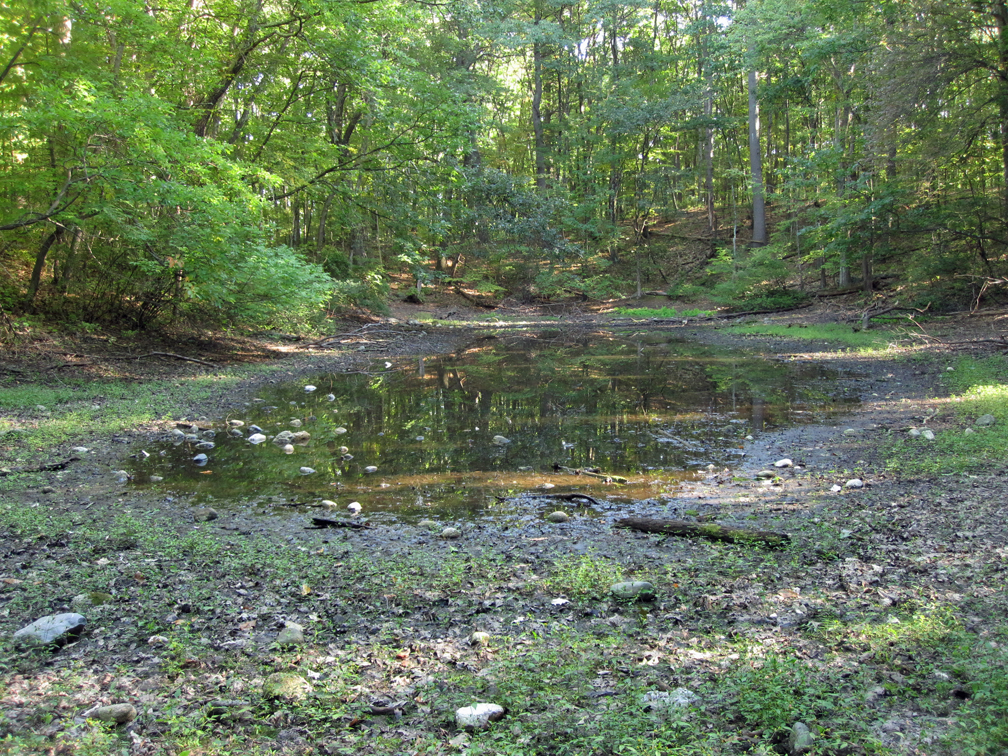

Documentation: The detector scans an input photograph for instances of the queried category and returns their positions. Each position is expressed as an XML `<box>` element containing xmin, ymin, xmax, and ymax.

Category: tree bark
<box><xmin>531</xmin><ymin>18</ymin><xmax>548</xmax><ymax>189</ymax></box>
<box><xmin>614</xmin><ymin>516</ymin><xmax>790</xmax><ymax>547</ymax></box>
<box><xmin>747</xmin><ymin>54</ymin><xmax>767</xmax><ymax>245</ymax></box>
<box><xmin>27</xmin><ymin>226</ymin><xmax>65</xmax><ymax>302</ymax></box>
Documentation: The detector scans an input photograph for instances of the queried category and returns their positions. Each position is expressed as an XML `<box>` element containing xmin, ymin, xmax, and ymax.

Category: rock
<box><xmin>455</xmin><ymin>702</ymin><xmax>505</xmax><ymax>731</ymax></box>
<box><xmin>755</xmin><ymin>470</ymin><xmax>776</xmax><ymax>480</ymax></box>
<box><xmin>147</xmin><ymin>635</ymin><xmax>168</xmax><ymax>647</ymax></box>
<box><xmin>545</xmin><ymin>511</ymin><xmax>569</xmax><ymax>523</ymax></box>
<box><xmin>13</xmin><ymin>613</ymin><xmax>86</xmax><ymax>648</ymax></box>
<box><xmin>865</xmin><ymin>685</ymin><xmax>887</xmax><ymax>705</ymax></box>
<box><xmin>193</xmin><ymin>507</ymin><xmax>218</xmax><ymax>522</ymax></box>
<box><xmin>196</xmin><ymin>441</ymin><xmax>215</xmax><ymax>450</ymax></box>
<box><xmin>610</xmin><ymin>581</ymin><xmax>657</xmax><ymax>601</ymax></box>
<box><xmin>249</xmin><ymin>425</ymin><xmax>263</xmax><ymax>433</ymax></box>
<box><xmin>975</xmin><ymin>413</ymin><xmax>996</xmax><ymax>427</ymax></box>
<box><xmin>248</xmin><ymin>433</ymin><xmax>267</xmax><ymax>444</ymax></box>
<box><xmin>289</xmin><ymin>419</ymin><xmax>302</xmax><ymax>428</ymax></box>
<box><xmin>338</xmin><ymin>446</ymin><xmax>349</xmax><ymax>454</ymax></box>
<box><xmin>70</xmin><ymin>592</ymin><xmax>113</xmax><ymax>614</ymax></box>
<box><xmin>845</xmin><ymin>478</ymin><xmax>864</xmax><ymax>488</ymax></box>
<box><xmin>415</xmin><ymin>435</ymin><xmax>424</xmax><ymax>442</ymax></box>
<box><xmin>842</xmin><ymin>428</ymin><xmax>861</xmax><ymax>436</ymax></box>
<box><xmin>201</xmin><ymin>430</ymin><xmax>216</xmax><ymax>439</ymax></box>
<box><xmin>148</xmin><ymin>475</ymin><xmax>163</xmax><ymax>483</ymax></box>
<box><xmin>291</xmin><ymin>431</ymin><xmax>311</xmax><ymax>443</ymax></box>
<box><xmin>640</xmin><ymin>688</ymin><xmax>698</xmax><ymax>714</ymax></box>
<box><xmin>786</xmin><ymin>722</ymin><xmax>815</xmax><ymax>755</ymax></box>
<box><xmin>830</xmin><ymin>484</ymin><xmax>843</xmax><ymax>492</ymax></box>
<box><xmin>304</xmin><ymin>385</ymin><xmax>316</xmax><ymax>393</ymax></box>
<box><xmin>299</xmin><ymin>467</ymin><xmax>316</xmax><ymax>475</ymax></box>
<box><xmin>71</xmin><ymin>446</ymin><xmax>90</xmax><ymax>453</ymax></box>
<box><xmin>921</xmin><ymin>429</ymin><xmax>935</xmax><ymax>441</ymax></box>
<box><xmin>364</xmin><ymin>465</ymin><xmax>378</xmax><ymax>474</ymax></box>
<box><xmin>326</xmin><ymin>394</ymin><xmax>336</xmax><ymax>401</ymax></box>
<box><xmin>470</xmin><ymin>631</ymin><xmax>491</xmax><ymax>646</ymax></box>
<box><xmin>273</xmin><ymin>431</ymin><xmax>294</xmax><ymax>445</ymax></box>
<box><xmin>541</xmin><ymin>482</ymin><xmax>555</xmax><ymax>490</ymax></box>
<box><xmin>335</xmin><ymin>427</ymin><xmax>347</xmax><ymax>435</ymax></box>
<box><xmin>276</xmin><ymin>622</ymin><xmax>304</xmax><ymax>647</ymax></box>
<box><xmin>418</xmin><ymin>519</ymin><xmax>439</xmax><ymax>531</ymax></box>
<box><xmin>964</xmin><ymin>428</ymin><xmax>975</xmax><ymax>435</ymax></box>
<box><xmin>87</xmin><ymin>704</ymin><xmax>137</xmax><ymax>725</ymax></box>
<box><xmin>908</xmin><ymin>428</ymin><xmax>921</xmax><ymax>437</ymax></box>
<box><xmin>492</xmin><ymin>435</ymin><xmax>510</xmax><ymax>446</ymax></box>
<box><xmin>228</xmin><ymin>420</ymin><xmax>245</xmax><ymax>428</ymax></box>
<box><xmin>441</xmin><ymin>527</ymin><xmax>462</xmax><ymax>539</ymax></box>
<box><xmin>262</xmin><ymin>673</ymin><xmax>312</xmax><ymax>702</ymax></box>
<box><xmin>347</xmin><ymin>502</ymin><xmax>362</xmax><ymax>514</ymax></box>
<box><xmin>229</xmin><ymin>428</ymin><xmax>244</xmax><ymax>438</ymax></box>
<box><xmin>170</xmin><ymin>429</ymin><xmax>186</xmax><ymax>440</ymax></box>
<box><xmin>282</xmin><ymin>444</ymin><xmax>295</xmax><ymax>454</ymax></box>
<box><xmin>193</xmin><ymin>453</ymin><xmax>208</xmax><ymax>465</ymax></box>
<box><xmin>321</xmin><ymin>500</ymin><xmax>338</xmax><ymax>508</ymax></box>
<box><xmin>745</xmin><ymin>434</ymin><xmax>754</xmax><ymax>441</ymax></box>
<box><xmin>774</xmin><ymin>458</ymin><xmax>793</xmax><ymax>468</ymax></box>
<box><xmin>112</xmin><ymin>470</ymin><xmax>131</xmax><ymax>482</ymax></box>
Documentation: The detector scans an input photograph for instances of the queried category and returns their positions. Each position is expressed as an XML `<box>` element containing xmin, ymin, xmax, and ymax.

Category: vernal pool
<box><xmin>130</xmin><ymin>331</ymin><xmax>860</xmax><ymax>522</ymax></box>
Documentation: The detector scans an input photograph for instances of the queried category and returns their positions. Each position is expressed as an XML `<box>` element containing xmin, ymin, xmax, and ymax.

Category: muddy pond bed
<box><xmin>129</xmin><ymin>331</ymin><xmax>862</xmax><ymax>523</ymax></box>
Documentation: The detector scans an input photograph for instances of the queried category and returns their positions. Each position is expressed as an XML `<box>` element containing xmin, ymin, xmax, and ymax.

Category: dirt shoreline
<box><xmin>1</xmin><ymin>308</ymin><xmax>1006</xmax><ymax>755</ymax></box>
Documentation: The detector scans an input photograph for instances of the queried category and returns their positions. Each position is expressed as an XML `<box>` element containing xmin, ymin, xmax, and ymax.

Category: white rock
<box><xmin>149</xmin><ymin>475</ymin><xmax>163</xmax><ymax>483</ymax></box>
<box><xmin>248</xmin><ymin>433</ymin><xmax>267</xmax><ymax>444</ymax></box>
<box><xmin>541</xmin><ymin>482</ymin><xmax>555</xmax><ymax>490</ymax></box>
<box><xmin>830</xmin><ymin>484</ymin><xmax>843</xmax><ymax>493</ymax></box>
<box><xmin>299</xmin><ymin>467</ymin><xmax>316</xmax><ymax>475</ymax></box>
<box><xmin>347</xmin><ymin>501</ymin><xmax>362</xmax><ymax>514</ymax></box>
<box><xmin>193</xmin><ymin>453</ymin><xmax>208</xmax><ymax>464</ymax></box>
<box><xmin>845</xmin><ymin>478</ymin><xmax>864</xmax><ymax>488</ymax></box>
<box><xmin>321</xmin><ymin>500</ymin><xmax>338</xmax><ymax>508</ymax></box>
<box><xmin>304</xmin><ymin>385</ymin><xmax>316</xmax><ymax>393</ymax></box>
<box><xmin>921</xmin><ymin>429</ymin><xmax>935</xmax><ymax>440</ymax></box>
<box><xmin>335</xmin><ymin>427</ymin><xmax>347</xmax><ymax>435</ymax></box>
<box><xmin>441</xmin><ymin>527</ymin><xmax>462</xmax><ymax>539</ymax></box>
<box><xmin>326</xmin><ymin>394</ymin><xmax>336</xmax><ymax>401</ymax></box>
<box><xmin>228</xmin><ymin>420</ymin><xmax>244</xmax><ymax>428</ymax></box>
<box><xmin>469</xmin><ymin>631</ymin><xmax>491</xmax><ymax>646</ymax></box>
<box><xmin>908</xmin><ymin>428</ymin><xmax>921</xmax><ymax>437</ymax></box>
<box><xmin>364</xmin><ymin>465</ymin><xmax>378</xmax><ymax>474</ymax></box>
<box><xmin>415</xmin><ymin>435</ymin><xmax>425</xmax><ymax>442</ymax></box>
<box><xmin>281</xmin><ymin>444</ymin><xmax>293</xmax><ymax>454</ymax></box>
<box><xmin>455</xmin><ymin>703</ymin><xmax>505</xmax><ymax>730</ymax></box>
<box><xmin>640</xmin><ymin>688</ymin><xmax>698</xmax><ymax>714</ymax></box>
<box><xmin>745</xmin><ymin>435</ymin><xmax>754</xmax><ymax>441</ymax></box>
<box><xmin>774</xmin><ymin>458</ymin><xmax>793</xmax><ymax>468</ymax></box>
<box><xmin>947</xmin><ymin>366</ymin><xmax>954</xmax><ymax>372</ymax></box>
<box><xmin>71</xmin><ymin>446</ymin><xmax>90</xmax><ymax>453</ymax></box>
<box><xmin>492</xmin><ymin>435</ymin><xmax>511</xmax><ymax>446</ymax></box>
<box><xmin>290</xmin><ymin>419</ymin><xmax>302</xmax><ymax>428</ymax></box>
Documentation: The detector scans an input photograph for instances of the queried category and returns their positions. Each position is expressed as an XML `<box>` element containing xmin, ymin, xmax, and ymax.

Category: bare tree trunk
<box><xmin>27</xmin><ymin>226</ymin><xmax>65</xmax><ymax>301</ymax></box>
<box><xmin>531</xmin><ymin>17</ymin><xmax>548</xmax><ymax>190</ymax></box>
<box><xmin>747</xmin><ymin>54</ymin><xmax>767</xmax><ymax>245</ymax></box>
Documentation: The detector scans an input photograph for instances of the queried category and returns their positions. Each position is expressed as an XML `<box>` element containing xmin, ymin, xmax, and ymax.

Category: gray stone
<box><xmin>364</xmin><ymin>465</ymin><xmax>378</xmax><ymax>474</ymax></box>
<box><xmin>275</xmin><ymin>622</ymin><xmax>304</xmax><ymax>647</ymax></box>
<box><xmin>229</xmin><ymin>428</ymin><xmax>244</xmax><ymax>438</ymax></box>
<box><xmin>786</xmin><ymin>722</ymin><xmax>815</xmax><ymax>755</ymax></box>
<box><xmin>88</xmin><ymin>704</ymin><xmax>137</xmax><ymax>725</ymax></box>
<box><xmin>755</xmin><ymin>470</ymin><xmax>776</xmax><ymax>480</ymax></box>
<box><xmin>228</xmin><ymin>420</ymin><xmax>245</xmax><ymax>428</ymax></box>
<box><xmin>193</xmin><ymin>453</ymin><xmax>208</xmax><ymax>464</ymax></box>
<box><xmin>545</xmin><ymin>511</ymin><xmax>569</xmax><ymax>523</ymax></box>
<box><xmin>299</xmin><ymin>467</ymin><xmax>316</xmax><ymax>475</ymax></box>
<box><xmin>262</xmin><ymin>672</ymin><xmax>312</xmax><ymax>702</ymax></box>
<box><xmin>193</xmin><ymin>507</ymin><xmax>218</xmax><ymax>522</ymax></box>
<box><xmin>470</xmin><ymin>631</ymin><xmax>491</xmax><ymax>646</ymax></box>
<box><xmin>418</xmin><ymin>519</ymin><xmax>439</xmax><ymax>531</ymax></box>
<box><xmin>975</xmin><ymin>413</ymin><xmax>996</xmax><ymax>427</ymax></box>
<box><xmin>291</xmin><ymin>431</ymin><xmax>311</xmax><ymax>444</ymax></box>
<box><xmin>13</xmin><ymin>613</ymin><xmax>86</xmax><ymax>648</ymax></box>
<box><xmin>347</xmin><ymin>502</ymin><xmax>362</xmax><ymax>514</ymax></box>
<box><xmin>282</xmin><ymin>444</ymin><xmax>294</xmax><ymax>454</ymax></box>
<box><xmin>773</xmin><ymin>458</ymin><xmax>793</xmax><ymax>468</ymax></box>
<box><xmin>610</xmin><ymin>581</ymin><xmax>657</xmax><ymax>601</ymax></box>
<box><xmin>248</xmin><ymin>433</ymin><xmax>267</xmax><ymax>444</ymax></box>
<box><xmin>334</xmin><ymin>427</ymin><xmax>347</xmax><ymax>435</ymax></box>
<box><xmin>640</xmin><ymin>688</ymin><xmax>698</xmax><ymax>715</ymax></box>
<box><xmin>492</xmin><ymin>435</ymin><xmax>510</xmax><ymax>446</ymax></box>
<box><xmin>441</xmin><ymin>527</ymin><xmax>462</xmax><ymax>539</ymax></box>
<box><xmin>273</xmin><ymin>431</ymin><xmax>294</xmax><ymax>445</ymax></box>
<box><xmin>845</xmin><ymin>478</ymin><xmax>864</xmax><ymax>488</ymax></box>
<box><xmin>455</xmin><ymin>702</ymin><xmax>505</xmax><ymax>730</ymax></box>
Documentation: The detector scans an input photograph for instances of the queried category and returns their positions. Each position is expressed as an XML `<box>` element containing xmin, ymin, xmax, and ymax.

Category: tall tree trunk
<box><xmin>995</xmin><ymin>1</ymin><xmax>1008</xmax><ymax>219</ymax></box>
<box><xmin>531</xmin><ymin>14</ymin><xmax>548</xmax><ymax>189</ymax></box>
<box><xmin>27</xmin><ymin>226</ymin><xmax>65</xmax><ymax>302</ymax></box>
<box><xmin>747</xmin><ymin>58</ymin><xmax>767</xmax><ymax>245</ymax></box>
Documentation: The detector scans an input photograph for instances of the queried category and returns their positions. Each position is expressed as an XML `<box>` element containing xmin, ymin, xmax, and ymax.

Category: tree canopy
<box><xmin>2</xmin><ymin>0</ymin><xmax>1006</xmax><ymax>327</ymax></box>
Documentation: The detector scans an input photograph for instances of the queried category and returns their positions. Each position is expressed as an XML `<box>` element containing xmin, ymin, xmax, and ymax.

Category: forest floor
<box><xmin>0</xmin><ymin>295</ymin><xmax>1006</xmax><ymax>756</ymax></box>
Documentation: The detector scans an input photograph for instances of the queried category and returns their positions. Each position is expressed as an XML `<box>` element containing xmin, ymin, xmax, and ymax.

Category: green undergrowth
<box><xmin>726</xmin><ymin>322</ymin><xmax>900</xmax><ymax>351</ymax></box>
<box><xmin>884</xmin><ymin>354</ymin><xmax>1008</xmax><ymax>475</ymax></box>
<box><xmin>614</xmin><ymin>306</ymin><xmax>715</xmax><ymax>319</ymax></box>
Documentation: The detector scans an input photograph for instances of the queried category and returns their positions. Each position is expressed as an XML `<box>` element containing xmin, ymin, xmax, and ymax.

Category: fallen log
<box><xmin>307</xmin><ymin>516</ymin><xmax>370</xmax><ymax>529</ymax></box>
<box><xmin>553</xmin><ymin>464</ymin><xmax>628</xmax><ymax>484</ymax></box>
<box><xmin>0</xmin><ymin>455</ymin><xmax>81</xmax><ymax>477</ymax></box>
<box><xmin>537</xmin><ymin>492</ymin><xmax>604</xmax><ymax>507</ymax></box>
<box><xmin>614</xmin><ymin>516</ymin><xmax>790</xmax><ymax>548</ymax></box>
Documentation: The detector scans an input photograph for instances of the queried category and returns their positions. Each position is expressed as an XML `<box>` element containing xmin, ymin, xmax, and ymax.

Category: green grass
<box><xmin>615</xmin><ymin>306</ymin><xmax>714</xmax><ymax>319</ymax></box>
<box><xmin>885</xmin><ymin>354</ymin><xmax>1008</xmax><ymax>475</ymax></box>
<box><xmin>726</xmin><ymin>322</ymin><xmax>900</xmax><ymax>351</ymax></box>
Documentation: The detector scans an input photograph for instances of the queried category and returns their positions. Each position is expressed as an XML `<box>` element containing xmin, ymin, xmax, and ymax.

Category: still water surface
<box><xmin>132</xmin><ymin>332</ymin><xmax>860</xmax><ymax>521</ymax></box>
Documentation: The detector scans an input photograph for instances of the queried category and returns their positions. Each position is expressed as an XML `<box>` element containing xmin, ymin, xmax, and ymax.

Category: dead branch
<box><xmin>552</xmin><ymin>465</ymin><xmax>628</xmax><ymax>484</ymax></box>
<box><xmin>307</xmin><ymin>516</ymin><xmax>370</xmax><ymax>529</ymax></box>
<box><xmin>614</xmin><ymin>516</ymin><xmax>790</xmax><ymax>547</ymax></box>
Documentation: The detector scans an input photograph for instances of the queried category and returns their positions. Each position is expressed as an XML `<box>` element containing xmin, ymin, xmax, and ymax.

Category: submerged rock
<box><xmin>304</xmin><ymin>385</ymin><xmax>317</xmax><ymax>393</ymax></box>
<box><xmin>228</xmin><ymin>420</ymin><xmax>245</xmax><ymax>428</ymax></box>
<box><xmin>299</xmin><ymin>467</ymin><xmax>316</xmax><ymax>475</ymax></box>
<box><xmin>14</xmin><ymin>613</ymin><xmax>86</xmax><ymax>648</ymax></box>
<box><xmin>364</xmin><ymin>465</ymin><xmax>378</xmax><ymax>474</ymax></box>
<box><xmin>755</xmin><ymin>470</ymin><xmax>776</xmax><ymax>480</ymax></box>
<box><xmin>193</xmin><ymin>453</ymin><xmax>208</xmax><ymax>465</ymax></box>
<box><xmin>347</xmin><ymin>502</ymin><xmax>362</xmax><ymax>514</ymax></box>
<box><xmin>545</xmin><ymin>511</ymin><xmax>569</xmax><ymax>523</ymax></box>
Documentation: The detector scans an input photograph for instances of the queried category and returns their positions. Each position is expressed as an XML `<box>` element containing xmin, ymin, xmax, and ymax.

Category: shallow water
<box><xmin>130</xmin><ymin>332</ymin><xmax>860</xmax><ymax>522</ymax></box>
